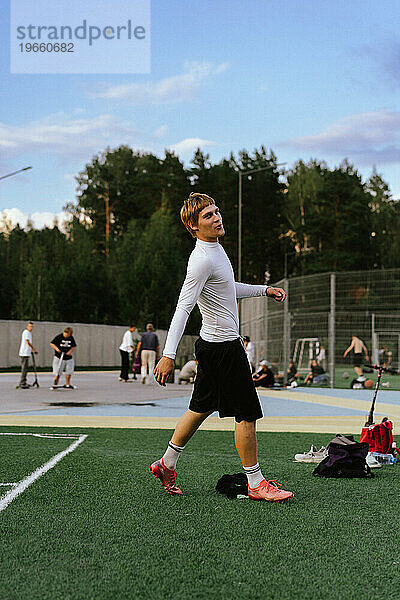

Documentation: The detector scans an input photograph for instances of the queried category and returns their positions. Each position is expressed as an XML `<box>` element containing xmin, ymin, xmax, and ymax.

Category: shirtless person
<box><xmin>343</xmin><ymin>335</ymin><xmax>369</xmax><ymax>379</ymax></box>
<box><xmin>151</xmin><ymin>192</ymin><xmax>293</xmax><ymax>502</ymax></box>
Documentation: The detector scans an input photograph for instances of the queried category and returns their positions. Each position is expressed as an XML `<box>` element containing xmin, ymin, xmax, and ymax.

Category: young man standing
<box><xmin>343</xmin><ymin>335</ymin><xmax>369</xmax><ymax>380</ymax></box>
<box><xmin>151</xmin><ymin>193</ymin><xmax>293</xmax><ymax>502</ymax></box>
<box><xmin>18</xmin><ymin>321</ymin><xmax>38</xmax><ymax>389</ymax></box>
<box><xmin>136</xmin><ymin>323</ymin><xmax>159</xmax><ymax>385</ymax></box>
<box><xmin>119</xmin><ymin>325</ymin><xmax>137</xmax><ymax>382</ymax></box>
<box><xmin>50</xmin><ymin>327</ymin><xmax>77</xmax><ymax>388</ymax></box>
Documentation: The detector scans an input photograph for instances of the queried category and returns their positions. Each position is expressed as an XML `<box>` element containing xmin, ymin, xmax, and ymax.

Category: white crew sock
<box><xmin>162</xmin><ymin>441</ymin><xmax>185</xmax><ymax>470</ymax></box>
<box><xmin>243</xmin><ymin>463</ymin><xmax>264</xmax><ymax>488</ymax></box>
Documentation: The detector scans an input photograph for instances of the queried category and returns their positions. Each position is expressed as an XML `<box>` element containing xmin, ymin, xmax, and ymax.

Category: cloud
<box><xmin>91</xmin><ymin>61</ymin><xmax>229</xmax><ymax>104</ymax></box>
<box><xmin>0</xmin><ymin>113</ymin><xmax>142</xmax><ymax>161</ymax></box>
<box><xmin>168</xmin><ymin>138</ymin><xmax>219</xmax><ymax>156</ymax></box>
<box><xmin>63</xmin><ymin>173</ymin><xmax>77</xmax><ymax>182</ymax></box>
<box><xmin>382</xmin><ymin>41</ymin><xmax>400</xmax><ymax>86</ymax></box>
<box><xmin>283</xmin><ymin>110</ymin><xmax>400</xmax><ymax>164</ymax></box>
<box><xmin>359</xmin><ymin>39</ymin><xmax>400</xmax><ymax>88</ymax></box>
<box><xmin>153</xmin><ymin>125</ymin><xmax>168</xmax><ymax>139</ymax></box>
<box><xmin>0</xmin><ymin>208</ymin><xmax>70</xmax><ymax>231</ymax></box>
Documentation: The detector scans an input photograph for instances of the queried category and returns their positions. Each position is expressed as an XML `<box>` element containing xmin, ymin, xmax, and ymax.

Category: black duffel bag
<box><xmin>313</xmin><ymin>434</ymin><xmax>373</xmax><ymax>478</ymax></box>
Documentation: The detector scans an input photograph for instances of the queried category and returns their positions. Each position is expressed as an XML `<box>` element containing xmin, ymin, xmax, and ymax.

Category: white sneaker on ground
<box><xmin>366</xmin><ymin>452</ymin><xmax>382</xmax><ymax>468</ymax></box>
<box><xmin>294</xmin><ymin>445</ymin><xmax>328</xmax><ymax>463</ymax></box>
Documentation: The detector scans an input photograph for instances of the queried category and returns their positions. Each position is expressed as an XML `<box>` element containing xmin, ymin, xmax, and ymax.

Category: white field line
<box><xmin>0</xmin><ymin>433</ymin><xmax>81</xmax><ymax>439</ymax></box>
<box><xmin>0</xmin><ymin>483</ymin><xmax>17</xmax><ymax>487</ymax></box>
<box><xmin>0</xmin><ymin>434</ymin><xmax>87</xmax><ymax>513</ymax></box>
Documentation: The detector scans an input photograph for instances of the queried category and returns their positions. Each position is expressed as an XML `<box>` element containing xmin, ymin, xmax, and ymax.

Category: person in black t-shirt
<box><xmin>135</xmin><ymin>323</ymin><xmax>160</xmax><ymax>384</ymax></box>
<box><xmin>287</xmin><ymin>359</ymin><xmax>299</xmax><ymax>384</ymax></box>
<box><xmin>252</xmin><ymin>361</ymin><xmax>275</xmax><ymax>388</ymax></box>
<box><xmin>304</xmin><ymin>359</ymin><xmax>329</xmax><ymax>386</ymax></box>
<box><xmin>50</xmin><ymin>326</ymin><xmax>77</xmax><ymax>388</ymax></box>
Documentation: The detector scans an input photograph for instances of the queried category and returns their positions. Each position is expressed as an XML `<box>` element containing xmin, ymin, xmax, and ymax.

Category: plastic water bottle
<box><xmin>372</xmin><ymin>452</ymin><xmax>397</xmax><ymax>465</ymax></box>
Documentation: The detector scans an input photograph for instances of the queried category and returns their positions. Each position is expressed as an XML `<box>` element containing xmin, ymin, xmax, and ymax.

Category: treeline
<box><xmin>0</xmin><ymin>145</ymin><xmax>399</xmax><ymax>330</ymax></box>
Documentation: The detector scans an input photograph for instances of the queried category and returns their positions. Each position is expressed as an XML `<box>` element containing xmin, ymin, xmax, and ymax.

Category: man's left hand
<box><xmin>267</xmin><ymin>287</ymin><xmax>286</xmax><ymax>302</ymax></box>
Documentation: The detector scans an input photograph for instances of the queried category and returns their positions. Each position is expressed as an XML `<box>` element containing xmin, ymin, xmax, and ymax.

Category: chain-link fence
<box><xmin>240</xmin><ymin>268</ymin><xmax>400</xmax><ymax>387</ymax></box>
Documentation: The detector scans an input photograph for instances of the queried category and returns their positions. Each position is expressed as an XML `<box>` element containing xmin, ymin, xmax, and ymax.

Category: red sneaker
<box><xmin>149</xmin><ymin>459</ymin><xmax>183</xmax><ymax>496</ymax></box>
<box><xmin>248</xmin><ymin>479</ymin><xmax>293</xmax><ymax>502</ymax></box>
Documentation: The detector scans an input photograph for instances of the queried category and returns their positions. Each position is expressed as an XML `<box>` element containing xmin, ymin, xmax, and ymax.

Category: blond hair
<box><xmin>180</xmin><ymin>192</ymin><xmax>215</xmax><ymax>237</ymax></box>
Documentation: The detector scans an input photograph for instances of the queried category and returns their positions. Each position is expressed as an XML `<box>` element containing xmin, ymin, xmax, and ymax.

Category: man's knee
<box><xmin>235</xmin><ymin>419</ymin><xmax>256</xmax><ymax>431</ymax></box>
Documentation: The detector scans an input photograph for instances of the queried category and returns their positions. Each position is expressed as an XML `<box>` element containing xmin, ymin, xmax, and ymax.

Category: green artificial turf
<box><xmin>0</xmin><ymin>426</ymin><xmax>399</xmax><ymax>600</ymax></box>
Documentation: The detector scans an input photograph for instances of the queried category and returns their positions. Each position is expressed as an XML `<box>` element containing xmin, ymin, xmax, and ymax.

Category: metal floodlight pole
<box><xmin>237</xmin><ymin>162</ymin><xmax>286</xmax><ymax>282</ymax></box>
<box><xmin>0</xmin><ymin>166</ymin><xmax>32</xmax><ymax>181</ymax></box>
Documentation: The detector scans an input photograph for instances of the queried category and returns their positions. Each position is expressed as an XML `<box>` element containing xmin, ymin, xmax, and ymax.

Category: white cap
<box><xmin>260</xmin><ymin>360</ymin><xmax>268</xmax><ymax>366</ymax></box>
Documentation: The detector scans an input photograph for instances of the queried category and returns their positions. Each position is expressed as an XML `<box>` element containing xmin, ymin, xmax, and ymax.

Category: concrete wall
<box><xmin>0</xmin><ymin>320</ymin><xmax>197</xmax><ymax>369</ymax></box>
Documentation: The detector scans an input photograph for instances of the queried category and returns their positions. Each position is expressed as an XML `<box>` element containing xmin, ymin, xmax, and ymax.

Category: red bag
<box><xmin>360</xmin><ymin>420</ymin><xmax>394</xmax><ymax>454</ymax></box>
<box><xmin>132</xmin><ymin>356</ymin><xmax>141</xmax><ymax>374</ymax></box>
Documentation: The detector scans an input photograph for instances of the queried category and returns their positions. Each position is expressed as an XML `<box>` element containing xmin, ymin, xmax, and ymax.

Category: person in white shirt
<box><xmin>119</xmin><ymin>325</ymin><xmax>137</xmax><ymax>382</ymax></box>
<box><xmin>150</xmin><ymin>192</ymin><xmax>293</xmax><ymax>502</ymax></box>
<box><xmin>243</xmin><ymin>336</ymin><xmax>255</xmax><ymax>372</ymax></box>
<box><xmin>18</xmin><ymin>321</ymin><xmax>38</xmax><ymax>389</ymax></box>
<box><xmin>316</xmin><ymin>345</ymin><xmax>326</xmax><ymax>370</ymax></box>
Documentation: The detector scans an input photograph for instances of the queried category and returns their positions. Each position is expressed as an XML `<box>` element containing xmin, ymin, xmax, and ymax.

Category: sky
<box><xmin>1</xmin><ymin>0</ymin><xmax>399</xmax><ymax>229</ymax></box>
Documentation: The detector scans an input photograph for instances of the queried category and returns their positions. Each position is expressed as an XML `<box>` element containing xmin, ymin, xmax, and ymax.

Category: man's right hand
<box><xmin>154</xmin><ymin>356</ymin><xmax>175</xmax><ymax>387</ymax></box>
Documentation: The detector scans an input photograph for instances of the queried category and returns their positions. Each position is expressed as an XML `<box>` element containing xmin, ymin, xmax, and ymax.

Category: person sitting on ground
<box><xmin>268</xmin><ymin>357</ymin><xmax>285</xmax><ymax>384</ymax></box>
<box><xmin>378</xmin><ymin>347</ymin><xmax>390</xmax><ymax>368</ymax></box>
<box><xmin>252</xmin><ymin>360</ymin><xmax>275</xmax><ymax>388</ymax></box>
<box><xmin>287</xmin><ymin>359</ymin><xmax>299</xmax><ymax>384</ymax></box>
<box><xmin>178</xmin><ymin>360</ymin><xmax>198</xmax><ymax>384</ymax></box>
<box><xmin>304</xmin><ymin>359</ymin><xmax>329</xmax><ymax>386</ymax></box>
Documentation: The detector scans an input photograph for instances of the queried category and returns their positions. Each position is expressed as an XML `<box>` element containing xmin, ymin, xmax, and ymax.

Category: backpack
<box><xmin>313</xmin><ymin>434</ymin><xmax>373</xmax><ymax>478</ymax></box>
<box><xmin>360</xmin><ymin>419</ymin><xmax>395</xmax><ymax>454</ymax></box>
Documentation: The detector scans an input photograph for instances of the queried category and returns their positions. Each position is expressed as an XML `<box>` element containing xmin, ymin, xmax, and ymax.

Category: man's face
<box><xmin>63</xmin><ymin>331</ymin><xmax>69</xmax><ymax>338</ymax></box>
<box><xmin>27</xmin><ymin>324</ymin><xmax>33</xmax><ymax>331</ymax></box>
<box><xmin>194</xmin><ymin>204</ymin><xmax>225</xmax><ymax>242</ymax></box>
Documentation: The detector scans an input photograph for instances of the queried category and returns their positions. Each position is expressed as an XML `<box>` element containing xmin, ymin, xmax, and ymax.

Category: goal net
<box><xmin>293</xmin><ymin>337</ymin><xmax>320</xmax><ymax>372</ymax></box>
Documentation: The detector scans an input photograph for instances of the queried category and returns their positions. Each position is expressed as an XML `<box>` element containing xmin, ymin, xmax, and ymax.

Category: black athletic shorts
<box><xmin>353</xmin><ymin>353</ymin><xmax>363</xmax><ymax>367</ymax></box>
<box><xmin>189</xmin><ymin>337</ymin><xmax>263</xmax><ymax>423</ymax></box>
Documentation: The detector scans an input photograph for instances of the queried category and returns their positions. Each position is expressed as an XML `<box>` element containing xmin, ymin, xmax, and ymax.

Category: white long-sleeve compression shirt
<box><xmin>163</xmin><ymin>239</ymin><xmax>267</xmax><ymax>359</ymax></box>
